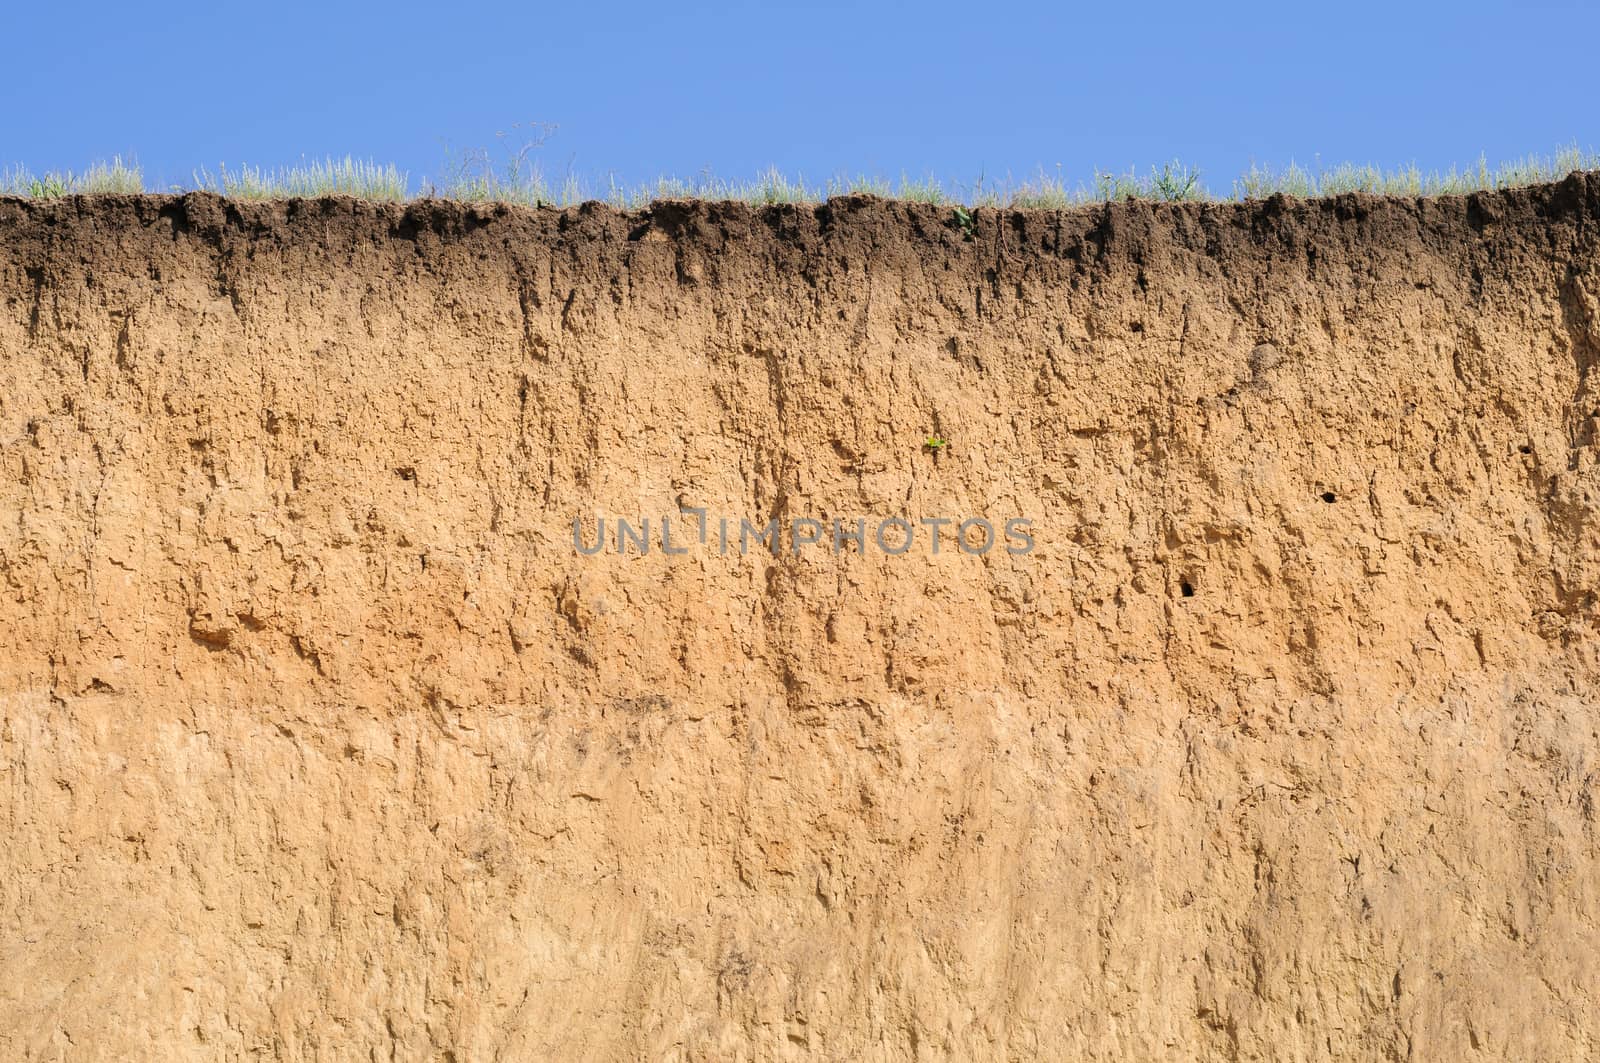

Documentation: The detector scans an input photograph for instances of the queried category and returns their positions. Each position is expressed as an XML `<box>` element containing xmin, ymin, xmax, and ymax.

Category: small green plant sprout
<box><xmin>1092</xmin><ymin>167</ymin><xmax>1144</xmax><ymax>201</ymax></box>
<box><xmin>28</xmin><ymin>174</ymin><xmax>69</xmax><ymax>198</ymax></box>
<box><xmin>924</xmin><ymin>434</ymin><xmax>948</xmax><ymax>450</ymax></box>
<box><xmin>1150</xmin><ymin>159</ymin><xmax>1204</xmax><ymax>201</ymax></box>
<box><xmin>951</xmin><ymin>205</ymin><xmax>975</xmax><ymax>240</ymax></box>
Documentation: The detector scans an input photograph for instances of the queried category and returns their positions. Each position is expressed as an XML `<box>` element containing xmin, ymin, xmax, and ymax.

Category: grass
<box><xmin>4</xmin><ymin>144</ymin><xmax>1598</xmax><ymax>208</ymax></box>
<box><xmin>191</xmin><ymin>157</ymin><xmax>409</xmax><ymax>201</ymax></box>
<box><xmin>2</xmin><ymin>155</ymin><xmax>143</xmax><ymax>197</ymax></box>
<box><xmin>1233</xmin><ymin>145</ymin><xmax>1600</xmax><ymax>199</ymax></box>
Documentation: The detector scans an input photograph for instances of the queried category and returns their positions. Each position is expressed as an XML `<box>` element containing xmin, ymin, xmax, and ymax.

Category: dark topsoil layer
<box><xmin>2</xmin><ymin>174</ymin><xmax>1599</xmax><ymax>284</ymax></box>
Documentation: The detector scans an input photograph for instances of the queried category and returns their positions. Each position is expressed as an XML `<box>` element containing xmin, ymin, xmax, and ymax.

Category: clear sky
<box><xmin>7</xmin><ymin>0</ymin><xmax>1597</xmax><ymax>194</ymax></box>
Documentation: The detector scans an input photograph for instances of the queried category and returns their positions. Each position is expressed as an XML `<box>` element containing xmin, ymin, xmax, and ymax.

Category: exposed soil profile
<box><xmin>2</xmin><ymin>180</ymin><xmax>1599</xmax><ymax>1060</ymax></box>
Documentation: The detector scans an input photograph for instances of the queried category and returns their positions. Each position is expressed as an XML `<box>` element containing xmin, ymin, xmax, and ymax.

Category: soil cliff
<box><xmin>3</xmin><ymin>180</ymin><xmax>1600</xmax><ymax>1061</ymax></box>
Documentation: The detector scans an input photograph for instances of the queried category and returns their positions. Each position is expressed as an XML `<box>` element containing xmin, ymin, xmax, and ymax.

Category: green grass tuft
<box><xmin>192</xmin><ymin>157</ymin><xmax>409</xmax><ymax>201</ymax></box>
<box><xmin>1232</xmin><ymin>144</ymin><xmax>1600</xmax><ymax>200</ymax></box>
<box><xmin>2</xmin><ymin>156</ymin><xmax>143</xmax><ymax>197</ymax></box>
<box><xmin>894</xmin><ymin>173</ymin><xmax>949</xmax><ymax>205</ymax></box>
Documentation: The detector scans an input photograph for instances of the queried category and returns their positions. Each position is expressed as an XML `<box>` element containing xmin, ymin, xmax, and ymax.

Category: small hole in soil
<box><xmin>1519</xmin><ymin>444</ymin><xmax>1532</xmax><ymax>454</ymax></box>
<box><xmin>1180</xmin><ymin>580</ymin><xmax>1195</xmax><ymax>598</ymax></box>
<box><xmin>1321</xmin><ymin>491</ymin><xmax>1337</xmax><ymax>503</ymax></box>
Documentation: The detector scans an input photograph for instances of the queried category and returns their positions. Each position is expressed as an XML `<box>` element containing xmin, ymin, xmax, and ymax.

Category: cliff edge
<box><xmin>3</xmin><ymin>181</ymin><xmax>1600</xmax><ymax>1060</ymax></box>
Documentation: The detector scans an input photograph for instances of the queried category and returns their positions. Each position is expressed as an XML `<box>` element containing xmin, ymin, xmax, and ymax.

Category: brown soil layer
<box><xmin>3</xmin><ymin>180</ymin><xmax>1600</xmax><ymax>1060</ymax></box>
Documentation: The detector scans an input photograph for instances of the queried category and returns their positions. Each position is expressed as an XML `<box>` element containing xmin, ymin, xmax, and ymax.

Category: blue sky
<box><xmin>7</xmin><ymin>0</ymin><xmax>1597</xmax><ymax>194</ymax></box>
